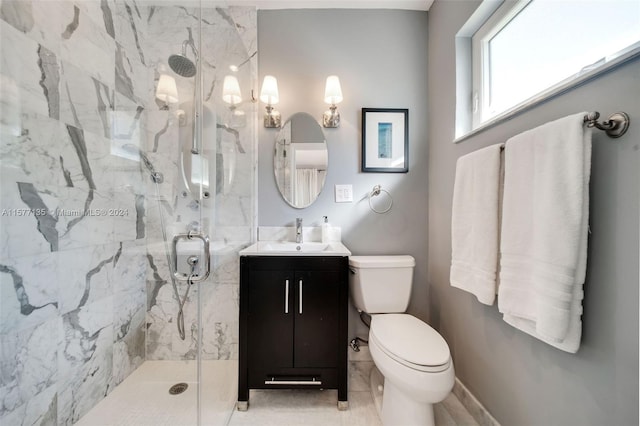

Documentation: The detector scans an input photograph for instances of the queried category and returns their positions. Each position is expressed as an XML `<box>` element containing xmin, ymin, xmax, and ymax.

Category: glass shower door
<box><xmin>0</xmin><ymin>1</ymin><xmax>254</xmax><ymax>424</ymax></box>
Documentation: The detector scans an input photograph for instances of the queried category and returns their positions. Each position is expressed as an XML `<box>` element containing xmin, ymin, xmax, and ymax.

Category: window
<box><xmin>457</xmin><ymin>0</ymin><xmax>640</xmax><ymax>138</ymax></box>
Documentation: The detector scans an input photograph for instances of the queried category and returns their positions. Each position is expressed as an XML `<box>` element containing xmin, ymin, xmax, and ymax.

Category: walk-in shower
<box><xmin>122</xmin><ymin>143</ymin><xmax>195</xmax><ymax>341</ymax></box>
<box><xmin>0</xmin><ymin>1</ymin><xmax>256</xmax><ymax>425</ymax></box>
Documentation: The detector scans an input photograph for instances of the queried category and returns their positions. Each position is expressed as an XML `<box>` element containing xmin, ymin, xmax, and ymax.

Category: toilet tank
<box><xmin>348</xmin><ymin>255</ymin><xmax>415</xmax><ymax>314</ymax></box>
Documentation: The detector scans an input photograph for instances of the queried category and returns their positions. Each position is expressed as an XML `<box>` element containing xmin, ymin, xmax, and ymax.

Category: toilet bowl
<box><xmin>348</xmin><ymin>256</ymin><xmax>454</xmax><ymax>426</ymax></box>
<box><xmin>369</xmin><ymin>314</ymin><xmax>454</xmax><ymax>426</ymax></box>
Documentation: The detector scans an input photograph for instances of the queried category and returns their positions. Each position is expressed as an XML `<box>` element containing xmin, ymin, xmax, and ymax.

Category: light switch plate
<box><xmin>335</xmin><ymin>184</ymin><xmax>353</xmax><ymax>203</ymax></box>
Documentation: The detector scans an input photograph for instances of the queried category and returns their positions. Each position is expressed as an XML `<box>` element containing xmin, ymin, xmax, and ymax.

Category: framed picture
<box><xmin>361</xmin><ymin>108</ymin><xmax>409</xmax><ymax>173</ymax></box>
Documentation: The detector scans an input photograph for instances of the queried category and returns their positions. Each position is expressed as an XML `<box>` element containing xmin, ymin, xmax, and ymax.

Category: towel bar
<box><xmin>583</xmin><ymin>111</ymin><xmax>630</xmax><ymax>138</ymax></box>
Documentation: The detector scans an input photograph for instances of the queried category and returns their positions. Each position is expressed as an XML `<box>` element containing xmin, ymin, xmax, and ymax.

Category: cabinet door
<box><xmin>294</xmin><ymin>269</ymin><xmax>340</xmax><ymax>368</ymax></box>
<box><xmin>247</xmin><ymin>269</ymin><xmax>294</xmax><ymax>370</ymax></box>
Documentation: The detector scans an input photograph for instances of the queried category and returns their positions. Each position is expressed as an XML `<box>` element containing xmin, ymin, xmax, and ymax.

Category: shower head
<box><xmin>169</xmin><ymin>39</ymin><xmax>198</xmax><ymax>78</ymax></box>
<box><xmin>169</xmin><ymin>54</ymin><xmax>196</xmax><ymax>78</ymax></box>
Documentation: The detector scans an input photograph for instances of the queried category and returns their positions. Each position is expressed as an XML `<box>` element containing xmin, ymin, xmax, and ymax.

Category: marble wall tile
<box><xmin>0</xmin><ymin>0</ymin><xmax>65</xmax><ymax>57</ymax></box>
<box><xmin>0</xmin><ymin>252</ymin><xmax>59</xmax><ymax>334</ymax></box>
<box><xmin>0</xmin><ymin>20</ymin><xmax>57</xmax><ymax>119</ymax></box>
<box><xmin>146</xmin><ymin>281</ymin><xmax>188</xmax><ymax>360</ymax></box>
<box><xmin>200</xmin><ymin>283</ymin><xmax>239</xmax><ymax>360</ymax></box>
<box><xmin>111</xmin><ymin>287</ymin><xmax>145</xmax><ymax>386</ymax></box>
<box><xmin>212</xmin><ymin>251</ymin><xmax>240</xmax><ymax>284</ymax></box>
<box><xmin>0</xmin><ymin>383</ymin><xmax>57</xmax><ymax>426</ymax></box>
<box><xmin>0</xmin><ymin>317</ymin><xmax>60</xmax><ymax>416</ymax></box>
<box><xmin>0</xmin><ymin>114</ymin><xmax>88</xmax><ymax>192</ymax></box>
<box><xmin>57</xmin><ymin>243</ymin><xmax>118</xmax><ymax>315</ymax></box>
<box><xmin>59</xmin><ymin>60</ymin><xmax>114</xmax><ymax>139</ymax></box>
<box><xmin>58</xmin><ymin>2</ymin><xmax>116</xmax><ymax>88</ymax></box>
<box><xmin>57</xmin><ymin>297</ymin><xmax>114</xmax><ymax>425</ymax></box>
<box><xmin>112</xmin><ymin>0</ymin><xmax>148</xmax><ymax>69</ymax></box>
<box><xmin>0</xmin><ymin>183</ymin><xmax>56</xmax><ymax>259</ymax></box>
<box><xmin>72</xmin><ymin>0</ymin><xmax>117</xmax><ymax>41</ymax></box>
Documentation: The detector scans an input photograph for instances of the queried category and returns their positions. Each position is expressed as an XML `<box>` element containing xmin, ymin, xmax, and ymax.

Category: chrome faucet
<box><xmin>295</xmin><ymin>218</ymin><xmax>303</xmax><ymax>243</ymax></box>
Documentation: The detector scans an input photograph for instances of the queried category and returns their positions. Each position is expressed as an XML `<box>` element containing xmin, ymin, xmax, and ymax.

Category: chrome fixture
<box><xmin>172</xmin><ymin>232</ymin><xmax>211</xmax><ymax>282</ymax></box>
<box><xmin>168</xmin><ymin>34</ymin><xmax>198</xmax><ymax>78</ymax></box>
<box><xmin>296</xmin><ymin>218</ymin><xmax>303</xmax><ymax>243</ymax></box>
<box><xmin>583</xmin><ymin>111</ymin><xmax>630</xmax><ymax>138</ymax></box>
<box><xmin>260</xmin><ymin>75</ymin><xmax>281</xmax><ymax>128</ymax></box>
<box><xmin>369</xmin><ymin>184</ymin><xmax>393</xmax><ymax>214</ymax></box>
<box><xmin>168</xmin><ymin>383</ymin><xmax>189</xmax><ymax>395</ymax></box>
<box><xmin>168</xmin><ymin>29</ymin><xmax>201</xmax><ymax>154</ymax></box>
<box><xmin>322</xmin><ymin>75</ymin><xmax>343</xmax><ymax>128</ymax></box>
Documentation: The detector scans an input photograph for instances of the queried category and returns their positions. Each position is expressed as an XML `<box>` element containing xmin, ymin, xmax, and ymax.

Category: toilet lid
<box><xmin>370</xmin><ymin>314</ymin><xmax>450</xmax><ymax>368</ymax></box>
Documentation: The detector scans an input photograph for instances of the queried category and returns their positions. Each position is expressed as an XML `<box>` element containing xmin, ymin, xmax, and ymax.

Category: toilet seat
<box><xmin>370</xmin><ymin>314</ymin><xmax>451</xmax><ymax>373</ymax></box>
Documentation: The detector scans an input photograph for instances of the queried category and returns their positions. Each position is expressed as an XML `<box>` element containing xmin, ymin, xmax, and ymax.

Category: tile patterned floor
<box><xmin>77</xmin><ymin>350</ymin><xmax>480</xmax><ymax>426</ymax></box>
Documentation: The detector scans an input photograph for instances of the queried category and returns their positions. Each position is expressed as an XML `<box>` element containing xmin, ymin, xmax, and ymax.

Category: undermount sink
<box><xmin>239</xmin><ymin>241</ymin><xmax>351</xmax><ymax>256</ymax></box>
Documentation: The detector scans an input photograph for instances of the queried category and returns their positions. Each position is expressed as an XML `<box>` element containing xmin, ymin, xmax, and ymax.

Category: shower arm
<box><xmin>181</xmin><ymin>39</ymin><xmax>199</xmax><ymax>61</ymax></box>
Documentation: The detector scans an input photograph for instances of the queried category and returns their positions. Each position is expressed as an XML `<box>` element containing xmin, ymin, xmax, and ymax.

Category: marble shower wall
<box><xmin>142</xmin><ymin>5</ymin><xmax>257</xmax><ymax>361</ymax></box>
<box><xmin>0</xmin><ymin>1</ymin><xmax>257</xmax><ymax>424</ymax></box>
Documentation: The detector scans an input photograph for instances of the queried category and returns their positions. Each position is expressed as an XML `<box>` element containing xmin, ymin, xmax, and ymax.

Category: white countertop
<box><xmin>239</xmin><ymin>241</ymin><xmax>351</xmax><ymax>257</ymax></box>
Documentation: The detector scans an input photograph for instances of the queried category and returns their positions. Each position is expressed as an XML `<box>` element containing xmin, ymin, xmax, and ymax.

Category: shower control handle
<box><xmin>171</xmin><ymin>232</ymin><xmax>210</xmax><ymax>282</ymax></box>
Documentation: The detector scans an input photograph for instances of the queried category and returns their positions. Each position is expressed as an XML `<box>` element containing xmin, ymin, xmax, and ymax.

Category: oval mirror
<box><xmin>274</xmin><ymin>112</ymin><xmax>328</xmax><ymax>208</ymax></box>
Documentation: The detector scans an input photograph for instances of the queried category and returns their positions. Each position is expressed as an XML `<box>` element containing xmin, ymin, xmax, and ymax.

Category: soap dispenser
<box><xmin>321</xmin><ymin>216</ymin><xmax>331</xmax><ymax>243</ymax></box>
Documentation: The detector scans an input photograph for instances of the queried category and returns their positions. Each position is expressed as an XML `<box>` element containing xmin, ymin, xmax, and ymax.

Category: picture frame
<box><xmin>361</xmin><ymin>108</ymin><xmax>409</xmax><ymax>173</ymax></box>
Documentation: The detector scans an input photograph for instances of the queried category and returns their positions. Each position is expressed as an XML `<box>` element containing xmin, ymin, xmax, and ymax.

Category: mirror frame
<box><xmin>273</xmin><ymin>112</ymin><xmax>328</xmax><ymax>209</ymax></box>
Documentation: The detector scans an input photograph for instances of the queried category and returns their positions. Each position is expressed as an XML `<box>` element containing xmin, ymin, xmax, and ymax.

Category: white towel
<box><xmin>497</xmin><ymin>112</ymin><xmax>591</xmax><ymax>353</ymax></box>
<box><xmin>450</xmin><ymin>143</ymin><xmax>503</xmax><ymax>305</ymax></box>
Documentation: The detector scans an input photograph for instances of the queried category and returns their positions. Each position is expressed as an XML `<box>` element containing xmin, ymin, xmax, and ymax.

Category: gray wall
<box><xmin>258</xmin><ymin>9</ymin><xmax>430</xmax><ymax>339</ymax></box>
<box><xmin>427</xmin><ymin>1</ymin><xmax>639</xmax><ymax>425</ymax></box>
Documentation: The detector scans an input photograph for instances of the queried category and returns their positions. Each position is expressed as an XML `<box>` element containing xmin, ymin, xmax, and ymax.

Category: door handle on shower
<box><xmin>171</xmin><ymin>232</ymin><xmax>210</xmax><ymax>282</ymax></box>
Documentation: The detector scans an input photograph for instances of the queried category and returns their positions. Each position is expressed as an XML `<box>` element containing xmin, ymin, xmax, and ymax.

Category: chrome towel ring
<box><xmin>369</xmin><ymin>184</ymin><xmax>393</xmax><ymax>214</ymax></box>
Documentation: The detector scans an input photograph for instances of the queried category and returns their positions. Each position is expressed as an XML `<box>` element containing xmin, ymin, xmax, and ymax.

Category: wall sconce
<box><xmin>323</xmin><ymin>75</ymin><xmax>342</xmax><ymax>128</ymax></box>
<box><xmin>260</xmin><ymin>75</ymin><xmax>281</xmax><ymax>128</ymax></box>
<box><xmin>222</xmin><ymin>75</ymin><xmax>246</xmax><ymax>128</ymax></box>
<box><xmin>156</xmin><ymin>74</ymin><xmax>179</xmax><ymax>108</ymax></box>
<box><xmin>222</xmin><ymin>75</ymin><xmax>242</xmax><ymax>108</ymax></box>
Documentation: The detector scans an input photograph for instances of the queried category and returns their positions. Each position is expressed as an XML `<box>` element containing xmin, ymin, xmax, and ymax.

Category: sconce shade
<box><xmin>324</xmin><ymin>75</ymin><xmax>343</xmax><ymax>105</ymax></box>
<box><xmin>156</xmin><ymin>74</ymin><xmax>179</xmax><ymax>104</ymax></box>
<box><xmin>222</xmin><ymin>75</ymin><xmax>242</xmax><ymax>105</ymax></box>
<box><xmin>260</xmin><ymin>75</ymin><xmax>279</xmax><ymax>105</ymax></box>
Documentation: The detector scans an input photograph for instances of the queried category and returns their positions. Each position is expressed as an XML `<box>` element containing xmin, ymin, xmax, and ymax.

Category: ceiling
<box><xmin>230</xmin><ymin>0</ymin><xmax>434</xmax><ymax>11</ymax></box>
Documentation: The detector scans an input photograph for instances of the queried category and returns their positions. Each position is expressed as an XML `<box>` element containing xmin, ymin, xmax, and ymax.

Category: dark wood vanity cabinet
<box><xmin>238</xmin><ymin>255</ymin><xmax>349</xmax><ymax>409</ymax></box>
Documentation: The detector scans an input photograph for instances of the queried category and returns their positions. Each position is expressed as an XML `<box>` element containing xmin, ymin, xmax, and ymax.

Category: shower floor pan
<box><xmin>76</xmin><ymin>360</ymin><xmax>237</xmax><ymax>426</ymax></box>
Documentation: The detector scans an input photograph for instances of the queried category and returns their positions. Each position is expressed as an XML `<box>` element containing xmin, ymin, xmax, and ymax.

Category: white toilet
<box><xmin>349</xmin><ymin>255</ymin><xmax>454</xmax><ymax>426</ymax></box>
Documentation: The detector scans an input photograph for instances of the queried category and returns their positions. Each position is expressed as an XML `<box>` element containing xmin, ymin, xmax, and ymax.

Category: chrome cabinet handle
<box><xmin>299</xmin><ymin>279</ymin><xmax>303</xmax><ymax>314</ymax></box>
<box><xmin>285</xmin><ymin>279</ymin><xmax>289</xmax><ymax>314</ymax></box>
<box><xmin>265</xmin><ymin>378</ymin><xmax>321</xmax><ymax>385</ymax></box>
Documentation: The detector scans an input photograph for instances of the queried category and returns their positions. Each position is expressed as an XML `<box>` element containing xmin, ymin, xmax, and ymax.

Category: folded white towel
<box><xmin>450</xmin><ymin>143</ymin><xmax>503</xmax><ymax>305</ymax></box>
<box><xmin>497</xmin><ymin>112</ymin><xmax>591</xmax><ymax>353</ymax></box>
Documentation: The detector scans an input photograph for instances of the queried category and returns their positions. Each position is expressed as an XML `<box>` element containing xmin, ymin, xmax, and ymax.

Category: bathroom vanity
<box><xmin>237</xmin><ymin>242</ymin><xmax>350</xmax><ymax>410</ymax></box>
